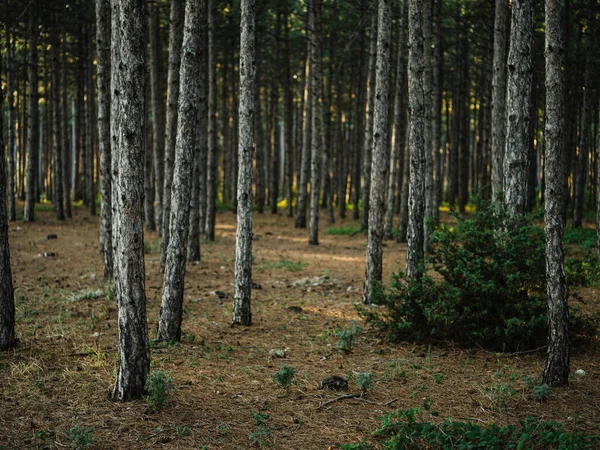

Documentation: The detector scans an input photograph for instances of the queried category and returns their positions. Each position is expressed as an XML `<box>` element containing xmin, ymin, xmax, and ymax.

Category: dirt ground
<box><xmin>1</xmin><ymin>205</ymin><xmax>600</xmax><ymax>449</ymax></box>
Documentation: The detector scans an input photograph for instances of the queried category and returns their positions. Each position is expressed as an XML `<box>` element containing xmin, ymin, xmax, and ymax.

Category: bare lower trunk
<box><xmin>160</xmin><ymin>0</ymin><xmax>185</xmax><ymax>268</ymax></box>
<box><xmin>111</xmin><ymin>0</ymin><xmax>150</xmax><ymax>402</ymax></box>
<box><xmin>422</xmin><ymin>0</ymin><xmax>434</xmax><ymax>251</ymax></box>
<box><xmin>205</xmin><ymin>0</ymin><xmax>218</xmax><ymax>241</ymax></box>
<box><xmin>491</xmin><ymin>0</ymin><xmax>509</xmax><ymax>200</ymax></box>
<box><xmin>503</xmin><ymin>0</ymin><xmax>533</xmax><ymax>215</ymax></box>
<box><xmin>0</xmin><ymin>70</ymin><xmax>16</xmax><ymax>350</ymax></box>
<box><xmin>542</xmin><ymin>0</ymin><xmax>569</xmax><ymax>387</ymax></box>
<box><xmin>62</xmin><ymin>48</ymin><xmax>72</xmax><ymax>219</ymax></box>
<box><xmin>284</xmin><ymin>6</ymin><xmax>294</xmax><ymax>218</ymax></box>
<box><xmin>308</xmin><ymin>0</ymin><xmax>322</xmax><ymax>246</ymax></box>
<box><xmin>97</xmin><ymin>0</ymin><xmax>113</xmax><ymax>278</ymax></box>
<box><xmin>363</xmin><ymin>0</ymin><xmax>391</xmax><ymax>304</ymax></box>
<box><xmin>52</xmin><ymin>15</ymin><xmax>65</xmax><ymax>221</ymax></box>
<box><xmin>233</xmin><ymin>0</ymin><xmax>256</xmax><ymax>326</ymax></box>
<box><xmin>406</xmin><ymin>0</ymin><xmax>425</xmax><ymax>280</ymax></box>
<box><xmin>24</xmin><ymin>10</ymin><xmax>38</xmax><ymax>223</ymax></box>
<box><xmin>6</xmin><ymin>28</ymin><xmax>16</xmax><ymax>222</ymax></box>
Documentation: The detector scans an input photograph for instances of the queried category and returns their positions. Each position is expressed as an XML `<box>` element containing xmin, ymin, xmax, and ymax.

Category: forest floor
<box><xmin>1</xmin><ymin>204</ymin><xmax>600</xmax><ymax>449</ymax></box>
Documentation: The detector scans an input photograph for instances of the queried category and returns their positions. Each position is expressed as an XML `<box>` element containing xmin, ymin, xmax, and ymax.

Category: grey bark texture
<box><xmin>160</xmin><ymin>0</ymin><xmax>185</xmax><ymax>268</ymax></box>
<box><xmin>24</xmin><ymin>9</ymin><xmax>38</xmax><ymax>223</ymax></box>
<box><xmin>308</xmin><ymin>0</ymin><xmax>323</xmax><ymax>246</ymax></box>
<box><xmin>542</xmin><ymin>0</ymin><xmax>569</xmax><ymax>387</ymax></box>
<box><xmin>491</xmin><ymin>0</ymin><xmax>509</xmax><ymax>200</ymax></box>
<box><xmin>284</xmin><ymin>7</ymin><xmax>294</xmax><ymax>218</ymax></box>
<box><xmin>158</xmin><ymin>0</ymin><xmax>205</xmax><ymax>342</ymax></box>
<box><xmin>422</xmin><ymin>0</ymin><xmax>434</xmax><ymax>251</ymax></box>
<box><xmin>503</xmin><ymin>0</ymin><xmax>533</xmax><ymax>215</ymax></box>
<box><xmin>363</xmin><ymin>0</ymin><xmax>391</xmax><ymax>304</ymax></box>
<box><xmin>62</xmin><ymin>48</ymin><xmax>72</xmax><ymax>219</ymax></box>
<box><xmin>406</xmin><ymin>0</ymin><xmax>426</xmax><ymax>280</ymax></box>
<box><xmin>97</xmin><ymin>0</ymin><xmax>113</xmax><ymax>278</ymax></box>
<box><xmin>205</xmin><ymin>0</ymin><xmax>218</xmax><ymax>241</ymax></box>
<box><xmin>52</xmin><ymin>15</ymin><xmax>65</xmax><ymax>221</ymax></box>
<box><xmin>86</xmin><ymin>31</ymin><xmax>96</xmax><ymax>218</ymax></box>
<box><xmin>149</xmin><ymin>3</ymin><xmax>166</xmax><ymax>235</ymax></box>
<box><xmin>0</xmin><ymin>67</ymin><xmax>16</xmax><ymax>350</ymax></box>
<box><xmin>295</xmin><ymin>21</ymin><xmax>312</xmax><ymax>229</ymax></box>
<box><xmin>233</xmin><ymin>0</ymin><xmax>256</xmax><ymax>326</ymax></box>
<box><xmin>361</xmin><ymin>12</ymin><xmax>378</xmax><ymax>231</ymax></box>
<box><xmin>111</xmin><ymin>0</ymin><xmax>150</xmax><ymax>402</ymax></box>
<box><xmin>6</xmin><ymin>28</ymin><xmax>16</xmax><ymax>222</ymax></box>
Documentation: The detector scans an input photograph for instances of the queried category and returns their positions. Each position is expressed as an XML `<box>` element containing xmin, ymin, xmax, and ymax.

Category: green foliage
<box><xmin>70</xmin><ymin>425</ymin><xmax>94</xmax><ymax>449</ymax></box>
<box><xmin>249</xmin><ymin>409</ymin><xmax>272</xmax><ymax>447</ymax></box>
<box><xmin>565</xmin><ymin>254</ymin><xmax>600</xmax><ymax>287</ymax></box>
<box><xmin>336</xmin><ymin>324</ymin><xmax>363</xmax><ymax>353</ymax></box>
<box><xmin>273</xmin><ymin>364</ymin><xmax>296</xmax><ymax>389</ymax></box>
<box><xmin>356</xmin><ymin>372</ymin><xmax>374</xmax><ymax>392</ymax></box>
<box><xmin>532</xmin><ymin>383</ymin><xmax>552</xmax><ymax>401</ymax></box>
<box><xmin>256</xmin><ymin>258</ymin><xmax>306</xmax><ymax>272</ymax></box>
<box><xmin>563</xmin><ymin>227</ymin><xmax>596</xmax><ymax>251</ymax></box>
<box><xmin>325</xmin><ymin>225</ymin><xmax>366</xmax><ymax>236</ymax></box>
<box><xmin>362</xmin><ymin>199</ymin><xmax>596</xmax><ymax>351</ymax></box>
<box><xmin>144</xmin><ymin>238</ymin><xmax>161</xmax><ymax>254</ymax></box>
<box><xmin>346</xmin><ymin>408</ymin><xmax>599</xmax><ymax>449</ymax></box>
<box><xmin>145</xmin><ymin>370</ymin><xmax>173</xmax><ymax>411</ymax></box>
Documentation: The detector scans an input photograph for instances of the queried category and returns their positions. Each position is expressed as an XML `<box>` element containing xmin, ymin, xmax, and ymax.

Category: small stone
<box><xmin>47</xmin><ymin>234</ymin><xmax>58</xmax><ymax>240</ymax></box>
<box><xmin>292</xmin><ymin>417</ymin><xmax>300</xmax><ymax>424</ymax></box>
<box><xmin>287</xmin><ymin>306</ymin><xmax>303</xmax><ymax>313</ymax></box>
<box><xmin>320</xmin><ymin>376</ymin><xmax>349</xmax><ymax>391</ymax></box>
<box><xmin>44</xmin><ymin>252</ymin><xmax>56</xmax><ymax>258</ymax></box>
<box><xmin>269</xmin><ymin>348</ymin><xmax>288</xmax><ymax>358</ymax></box>
<box><xmin>252</xmin><ymin>282</ymin><xmax>262</xmax><ymax>289</ymax></box>
<box><xmin>575</xmin><ymin>369</ymin><xmax>586</xmax><ymax>377</ymax></box>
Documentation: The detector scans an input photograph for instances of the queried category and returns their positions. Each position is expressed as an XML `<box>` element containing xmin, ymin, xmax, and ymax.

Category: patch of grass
<box><xmin>144</xmin><ymin>238</ymin><xmax>161</xmax><ymax>254</ymax></box>
<box><xmin>273</xmin><ymin>364</ymin><xmax>296</xmax><ymax>389</ymax></box>
<box><xmin>325</xmin><ymin>225</ymin><xmax>365</xmax><ymax>236</ymax></box>
<box><xmin>564</xmin><ymin>227</ymin><xmax>596</xmax><ymax>251</ymax></box>
<box><xmin>145</xmin><ymin>370</ymin><xmax>173</xmax><ymax>411</ymax></box>
<box><xmin>356</xmin><ymin>372</ymin><xmax>374</xmax><ymax>393</ymax></box>
<box><xmin>72</xmin><ymin>289</ymin><xmax>112</xmax><ymax>302</ymax></box>
<box><xmin>256</xmin><ymin>258</ymin><xmax>306</xmax><ymax>272</ymax></box>
<box><xmin>532</xmin><ymin>383</ymin><xmax>552</xmax><ymax>401</ymax></box>
<box><xmin>336</xmin><ymin>324</ymin><xmax>363</xmax><ymax>353</ymax></box>
<box><xmin>70</xmin><ymin>424</ymin><xmax>94</xmax><ymax>449</ymax></box>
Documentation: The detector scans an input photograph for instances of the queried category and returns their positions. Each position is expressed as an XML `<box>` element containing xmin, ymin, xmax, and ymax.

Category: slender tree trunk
<box><xmin>406</xmin><ymin>0</ymin><xmax>426</xmax><ymax>280</ymax></box>
<box><xmin>503</xmin><ymin>0</ymin><xmax>533</xmax><ymax>215</ymax></box>
<box><xmin>97</xmin><ymin>0</ymin><xmax>113</xmax><ymax>277</ymax></box>
<box><xmin>157</xmin><ymin>0</ymin><xmax>204</xmax><ymax>342</ymax></box>
<box><xmin>160</xmin><ymin>0</ymin><xmax>185</xmax><ymax>268</ymax></box>
<box><xmin>270</xmin><ymin>11</ymin><xmax>281</xmax><ymax>215</ymax></box>
<box><xmin>62</xmin><ymin>41</ymin><xmax>72</xmax><ymax>218</ymax></box>
<box><xmin>111</xmin><ymin>0</ymin><xmax>150</xmax><ymax>402</ymax></box>
<box><xmin>255</xmin><ymin>81</ymin><xmax>266</xmax><ymax>213</ymax></box>
<box><xmin>144</xmin><ymin>120</ymin><xmax>155</xmax><ymax>231</ymax></box>
<box><xmin>233</xmin><ymin>0</ymin><xmax>256</xmax><ymax>326</ymax></box>
<box><xmin>87</xmin><ymin>25</ymin><xmax>97</xmax><ymax>217</ymax></box>
<box><xmin>363</xmin><ymin>0</ymin><xmax>391</xmax><ymax>304</ymax></box>
<box><xmin>284</xmin><ymin>5</ymin><xmax>294</xmax><ymax>218</ymax></box>
<box><xmin>543</xmin><ymin>0</ymin><xmax>569</xmax><ymax>387</ymax></box>
<box><xmin>205</xmin><ymin>0</ymin><xmax>218</xmax><ymax>241</ymax></box>
<box><xmin>308</xmin><ymin>0</ymin><xmax>323</xmax><ymax>246</ymax></box>
<box><xmin>457</xmin><ymin>38</ymin><xmax>469</xmax><ymax>214</ymax></box>
<box><xmin>0</xmin><ymin>60</ymin><xmax>16</xmax><ymax>350</ymax></box>
<box><xmin>597</xmin><ymin>98</ymin><xmax>600</xmax><ymax>258</ymax></box>
<box><xmin>431</xmin><ymin>0</ymin><xmax>443</xmax><ymax>220</ymax></box>
<box><xmin>24</xmin><ymin>9</ymin><xmax>38</xmax><ymax>222</ymax></box>
<box><xmin>52</xmin><ymin>14</ymin><xmax>65</xmax><ymax>221</ymax></box>
<box><xmin>6</xmin><ymin>27</ymin><xmax>16</xmax><ymax>222</ymax></box>
<box><xmin>361</xmin><ymin>12</ymin><xmax>377</xmax><ymax>231</ymax></box>
<box><xmin>422</xmin><ymin>0</ymin><xmax>434</xmax><ymax>251</ymax></box>
<box><xmin>149</xmin><ymin>4</ymin><xmax>166</xmax><ymax>235</ymax></box>
<box><xmin>295</xmin><ymin>22</ymin><xmax>312</xmax><ymax>229</ymax></box>
<box><xmin>491</xmin><ymin>0</ymin><xmax>509</xmax><ymax>200</ymax></box>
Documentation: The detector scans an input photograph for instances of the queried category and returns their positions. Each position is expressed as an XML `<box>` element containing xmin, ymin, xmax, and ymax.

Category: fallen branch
<box><xmin>318</xmin><ymin>393</ymin><xmax>398</xmax><ymax>409</ymax></box>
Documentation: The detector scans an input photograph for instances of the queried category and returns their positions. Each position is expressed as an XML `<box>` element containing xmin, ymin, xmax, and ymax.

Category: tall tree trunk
<box><xmin>457</xmin><ymin>37</ymin><xmax>469</xmax><ymax>214</ymax></box>
<box><xmin>542</xmin><ymin>0</ymin><xmax>569</xmax><ymax>387</ymax></box>
<box><xmin>431</xmin><ymin>0</ymin><xmax>443</xmax><ymax>220</ymax></box>
<box><xmin>87</xmin><ymin>24</ymin><xmax>97</xmax><ymax>217</ymax></box>
<box><xmin>157</xmin><ymin>0</ymin><xmax>204</xmax><ymax>342</ymax></box>
<box><xmin>491</xmin><ymin>0</ymin><xmax>509</xmax><ymax>200</ymax></box>
<box><xmin>97</xmin><ymin>0</ymin><xmax>113</xmax><ymax>278</ymax></box>
<box><xmin>308</xmin><ymin>0</ymin><xmax>323</xmax><ymax>246</ymax></box>
<box><xmin>160</xmin><ymin>0</ymin><xmax>185</xmax><ymax>268</ymax></box>
<box><xmin>6</xmin><ymin>26</ymin><xmax>16</xmax><ymax>222</ymax></box>
<box><xmin>597</xmin><ymin>98</ymin><xmax>600</xmax><ymax>258</ymax></box>
<box><xmin>422</xmin><ymin>0</ymin><xmax>434</xmax><ymax>251</ymax></box>
<box><xmin>62</xmin><ymin>40</ymin><xmax>72</xmax><ymax>219</ymax></box>
<box><xmin>144</xmin><ymin>115</ymin><xmax>156</xmax><ymax>231</ymax></box>
<box><xmin>233</xmin><ymin>0</ymin><xmax>256</xmax><ymax>326</ymax></box>
<box><xmin>52</xmin><ymin>13</ymin><xmax>65</xmax><ymax>221</ymax></box>
<box><xmin>361</xmin><ymin>12</ymin><xmax>377</xmax><ymax>231</ymax></box>
<box><xmin>149</xmin><ymin>3</ymin><xmax>166</xmax><ymax>235</ymax></box>
<box><xmin>111</xmin><ymin>0</ymin><xmax>150</xmax><ymax>402</ymax></box>
<box><xmin>205</xmin><ymin>0</ymin><xmax>218</xmax><ymax>241</ymax></box>
<box><xmin>270</xmin><ymin>11</ymin><xmax>281</xmax><ymax>215</ymax></box>
<box><xmin>24</xmin><ymin>9</ymin><xmax>38</xmax><ymax>222</ymax></box>
<box><xmin>283</xmin><ymin>4</ymin><xmax>294</xmax><ymax>218</ymax></box>
<box><xmin>0</xmin><ymin>59</ymin><xmax>16</xmax><ymax>350</ymax></box>
<box><xmin>503</xmin><ymin>0</ymin><xmax>533</xmax><ymax>215</ymax></box>
<box><xmin>255</xmin><ymin>80</ymin><xmax>266</xmax><ymax>213</ymax></box>
<box><xmin>406</xmin><ymin>0</ymin><xmax>425</xmax><ymax>280</ymax></box>
<box><xmin>295</xmin><ymin>21</ymin><xmax>312</xmax><ymax>229</ymax></box>
<box><xmin>363</xmin><ymin>0</ymin><xmax>391</xmax><ymax>304</ymax></box>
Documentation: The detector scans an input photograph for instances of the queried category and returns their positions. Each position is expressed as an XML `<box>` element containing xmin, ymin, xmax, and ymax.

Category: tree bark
<box><xmin>503</xmin><ymin>0</ymin><xmax>533</xmax><ymax>215</ymax></box>
<box><xmin>270</xmin><ymin>12</ymin><xmax>281</xmax><ymax>215</ymax></box>
<box><xmin>160</xmin><ymin>0</ymin><xmax>185</xmax><ymax>268</ymax></box>
<box><xmin>422</xmin><ymin>0</ymin><xmax>434</xmax><ymax>251</ymax></box>
<box><xmin>24</xmin><ymin>9</ymin><xmax>38</xmax><ymax>222</ymax></box>
<box><xmin>233</xmin><ymin>0</ymin><xmax>257</xmax><ymax>326</ymax></box>
<box><xmin>86</xmin><ymin>25</ymin><xmax>97</xmax><ymax>218</ymax></box>
<box><xmin>363</xmin><ymin>0</ymin><xmax>391</xmax><ymax>304</ymax></box>
<box><xmin>205</xmin><ymin>0</ymin><xmax>218</xmax><ymax>241</ymax></box>
<box><xmin>308</xmin><ymin>0</ymin><xmax>323</xmax><ymax>246</ymax></box>
<box><xmin>111</xmin><ymin>0</ymin><xmax>150</xmax><ymax>402</ymax></box>
<box><xmin>542</xmin><ymin>0</ymin><xmax>569</xmax><ymax>387</ymax></box>
<box><xmin>406</xmin><ymin>0</ymin><xmax>426</xmax><ymax>280</ymax></box>
<box><xmin>283</xmin><ymin>4</ymin><xmax>294</xmax><ymax>218</ymax></box>
<box><xmin>149</xmin><ymin>3</ymin><xmax>166</xmax><ymax>235</ymax></box>
<box><xmin>491</xmin><ymin>0</ymin><xmax>509</xmax><ymax>200</ymax></box>
<box><xmin>157</xmin><ymin>0</ymin><xmax>204</xmax><ymax>342</ymax></box>
<box><xmin>0</xmin><ymin>60</ymin><xmax>16</xmax><ymax>350</ymax></box>
<box><xmin>52</xmin><ymin>13</ymin><xmax>65</xmax><ymax>221</ymax></box>
<box><xmin>62</xmin><ymin>40</ymin><xmax>72</xmax><ymax>219</ymax></box>
<box><xmin>97</xmin><ymin>0</ymin><xmax>113</xmax><ymax>278</ymax></box>
<box><xmin>6</xmin><ymin>26</ymin><xmax>16</xmax><ymax>222</ymax></box>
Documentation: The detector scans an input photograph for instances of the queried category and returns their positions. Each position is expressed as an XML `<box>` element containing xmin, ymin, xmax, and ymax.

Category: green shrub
<box><xmin>356</xmin><ymin>372</ymin><xmax>374</xmax><ymax>393</ymax></box>
<box><xmin>336</xmin><ymin>324</ymin><xmax>363</xmax><ymax>353</ymax></box>
<box><xmin>362</xmin><ymin>199</ymin><xmax>596</xmax><ymax>351</ymax></box>
<box><xmin>532</xmin><ymin>383</ymin><xmax>552</xmax><ymax>401</ymax></box>
<box><xmin>346</xmin><ymin>408</ymin><xmax>599</xmax><ymax>449</ymax></box>
<box><xmin>565</xmin><ymin>254</ymin><xmax>600</xmax><ymax>287</ymax></box>
<box><xmin>273</xmin><ymin>364</ymin><xmax>296</xmax><ymax>389</ymax></box>
<box><xmin>145</xmin><ymin>370</ymin><xmax>173</xmax><ymax>411</ymax></box>
<box><xmin>70</xmin><ymin>425</ymin><xmax>94</xmax><ymax>449</ymax></box>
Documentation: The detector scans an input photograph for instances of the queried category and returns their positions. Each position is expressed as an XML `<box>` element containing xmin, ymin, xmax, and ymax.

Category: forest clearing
<box><xmin>1</xmin><ymin>206</ymin><xmax>600</xmax><ymax>448</ymax></box>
